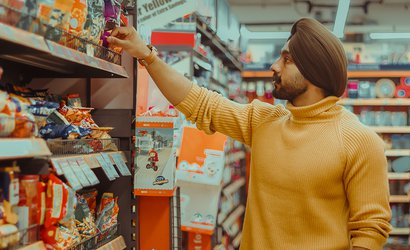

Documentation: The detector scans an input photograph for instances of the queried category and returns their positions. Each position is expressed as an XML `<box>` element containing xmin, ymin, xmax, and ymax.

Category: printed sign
<box><xmin>177</xmin><ymin>127</ymin><xmax>227</xmax><ymax>186</ymax></box>
<box><xmin>137</xmin><ymin>0</ymin><xmax>196</xmax><ymax>30</ymax></box>
<box><xmin>134</xmin><ymin>117</ymin><xmax>178</xmax><ymax>196</ymax></box>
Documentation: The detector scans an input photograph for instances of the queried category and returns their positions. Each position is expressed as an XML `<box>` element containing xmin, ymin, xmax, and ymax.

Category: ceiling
<box><xmin>227</xmin><ymin>0</ymin><xmax>410</xmax><ymax>33</ymax></box>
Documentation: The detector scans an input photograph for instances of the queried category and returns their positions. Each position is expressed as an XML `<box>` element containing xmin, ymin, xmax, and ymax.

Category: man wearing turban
<box><xmin>109</xmin><ymin>18</ymin><xmax>391</xmax><ymax>249</ymax></box>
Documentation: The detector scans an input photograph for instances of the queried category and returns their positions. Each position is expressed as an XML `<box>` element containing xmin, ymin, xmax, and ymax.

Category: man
<box><xmin>108</xmin><ymin>18</ymin><xmax>391</xmax><ymax>249</ymax></box>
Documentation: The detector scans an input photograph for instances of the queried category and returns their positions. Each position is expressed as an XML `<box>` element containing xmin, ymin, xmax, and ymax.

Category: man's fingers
<box><xmin>107</xmin><ymin>36</ymin><xmax>126</xmax><ymax>47</ymax></box>
<box><xmin>110</xmin><ymin>27</ymin><xmax>130</xmax><ymax>38</ymax></box>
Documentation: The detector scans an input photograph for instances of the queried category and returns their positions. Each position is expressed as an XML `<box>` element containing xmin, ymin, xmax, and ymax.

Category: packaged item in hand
<box><xmin>96</xmin><ymin>192</ymin><xmax>118</xmax><ymax>231</ymax></box>
<box><xmin>103</xmin><ymin>0</ymin><xmax>122</xmax><ymax>30</ymax></box>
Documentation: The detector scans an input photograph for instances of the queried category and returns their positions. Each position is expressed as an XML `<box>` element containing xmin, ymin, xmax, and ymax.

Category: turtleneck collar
<box><xmin>285</xmin><ymin>96</ymin><xmax>342</xmax><ymax>123</ymax></box>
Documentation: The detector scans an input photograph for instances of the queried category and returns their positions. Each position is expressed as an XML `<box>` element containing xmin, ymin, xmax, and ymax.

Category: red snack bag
<box><xmin>44</xmin><ymin>174</ymin><xmax>69</xmax><ymax>228</ymax></box>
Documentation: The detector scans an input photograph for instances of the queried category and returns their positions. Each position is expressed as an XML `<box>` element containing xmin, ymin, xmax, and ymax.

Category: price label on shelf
<box><xmin>95</xmin><ymin>155</ymin><xmax>116</xmax><ymax>181</ymax></box>
<box><xmin>101</xmin><ymin>153</ymin><xmax>120</xmax><ymax>178</ymax></box>
<box><xmin>68</xmin><ymin>159</ymin><xmax>91</xmax><ymax>187</ymax></box>
<box><xmin>59</xmin><ymin>159</ymin><xmax>82</xmax><ymax>191</ymax></box>
<box><xmin>111</xmin><ymin>153</ymin><xmax>131</xmax><ymax>176</ymax></box>
<box><xmin>50</xmin><ymin>158</ymin><xmax>64</xmax><ymax>175</ymax></box>
<box><xmin>77</xmin><ymin>158</ymin><xmax>100</xmax><ymax>186</ymax></box>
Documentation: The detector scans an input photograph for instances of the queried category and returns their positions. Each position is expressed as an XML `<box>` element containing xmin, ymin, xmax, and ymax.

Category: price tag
<box><xmin>101</xmin><ymin>153</ymin><xmax>120</xmax><ymax>178</ymax></box>
<box><xmin>59</xmin><ymin>159</ymin><xmax>82</xmax><ymax>191</ymax></box>
<box><xmin>77</xmin><ymin>158</ymin><xmax>100</xmax><ymax>186</ymax></box>
<box><xmin>68</xmin><ymin>159</ymin><xmax>91</xmax><ymax>187</ymax></box>
<box><xmin>112</xmin><ymin>153</ymin><xmax>131</xmax><ymax>176</ymax></box>
<box><xmin>95</xmin><ymin>155</ymin><xmax>116</xmax><ymax>181</ymax></box>
<box><xmin>50</xmin><ymin>158</ymin><xmax>64</xmax><ymax>175</ymax></box>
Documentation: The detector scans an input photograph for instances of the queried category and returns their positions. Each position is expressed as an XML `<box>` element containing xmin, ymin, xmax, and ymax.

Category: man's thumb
<box><xmin>107</xmin><ymin>36</ymin><xmax>126</xmax><ymax>47</ymax></box>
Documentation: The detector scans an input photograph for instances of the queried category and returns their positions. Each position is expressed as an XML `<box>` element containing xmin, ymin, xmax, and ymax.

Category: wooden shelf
<box><xmin>348</xmin><ymin>71</ymin><xmax>410</xmax><ymax>78</ymax></box>
<box><xmin>338</xmin><ymin>98</ymin><xmax>410</xmax><ymax>106</ymax></box>
<box><xmin>0</xmin><ymin>22</ymin><xmax>128</xmax><ymax>78</ymax></box>
<box><xmin>0</xmin><ymin>138</ymin><xmax>51</xmax><ymax>160</ymax></box>
<box><xmin>389</xmin><ymin>172</ymin><xmax>410</xmax><ymax>180</ymax></box>
<box><xmin>223</xmin><ymin>177</ymin><xmax>246</xmax><ymax>196</ymax></box>
<box><xmin>390</xmin><ymin>195</ymin><xmax>410</xmax><ymax>203</ymax></box>
<box><xmin>391</xmin><ymin>228</ymin><xmax>410</xmax><ymax>235</ymax></box>
<box><xmin>96</xmin><ymin>236</ymin><xmax>126</xmax><ymax>250</ymax></box>
<box><xmin>386</xmin><ymin>150</ymin><xmax>410</xmax><ymax>157</ymax></box>
<box><xmin>19</xmin><ymin>241</ymin><xmax>46</xmax><ymax>250</ymax></box>
<box><xmin>371</xmin><ymin>127</ymin><xmax>410</xmax><ymax>133</ymax></box>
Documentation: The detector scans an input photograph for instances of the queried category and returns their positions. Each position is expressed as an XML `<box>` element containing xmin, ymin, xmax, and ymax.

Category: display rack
<box><xmin>0</xmin><ymin>5</ymin><xmax>127</xmax><ymax>78</ymax></box>
<box><xmin>0</xmin><ymin>4</ymin><xmax>135</xmax><ymax>249</ymax></box>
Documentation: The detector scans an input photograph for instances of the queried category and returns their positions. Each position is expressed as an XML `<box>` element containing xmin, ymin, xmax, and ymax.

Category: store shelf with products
<box><xmin>386</xmin><ymin>150</ymin><xmax>410</xmax><ymax>157</ymax></box>
<box><xmin>0</xmin><ymin>1</ymin><xmax>135</xmax><ymax>248</ymax></box>
<box><xmin>195</xmin><ymin>14</ymin><xmax>242</xmax><ymax>72</ymax></box>
<box><xmin>0</xmin><ymin>21</ymin><xmax>127</xmax><ymax>78</ymax></box>
<box><xmin>371</xmin><ymin>127</ymin><xmax>410</xmax><ymax>134</ymax></box>
<box><xmin>338</xmin><ymin>98</ymin><xmax>410</xmax><ymax>106</ymax></box>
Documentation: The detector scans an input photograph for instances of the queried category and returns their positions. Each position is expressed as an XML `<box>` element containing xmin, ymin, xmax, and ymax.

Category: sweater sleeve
<box><xmin>342</xmin><ymin>125</ymin><xmax>392</xmax><ymax>249</ymax></box>
<box><xmin>175</xmin><ymin>83</ymin><xmax>288</xmax><ymax>146</ymax></box>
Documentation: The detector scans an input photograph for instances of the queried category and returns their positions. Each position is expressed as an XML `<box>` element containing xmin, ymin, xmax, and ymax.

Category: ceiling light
<box><xmin>369</xmin><ymin>33</ymin><xmax>410</xmax><ymax>39</ymax></box>
<box><xmin>333</xmin><ymin>0</ymin><xmax>351</xmax><ymax>38</ymax></box>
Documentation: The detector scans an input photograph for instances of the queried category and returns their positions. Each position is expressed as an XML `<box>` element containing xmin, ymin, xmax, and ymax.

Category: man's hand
<box><xmin>107</xmin><ymin>27</ymin><xmax>151</xmax><ymax>59</ymax></box>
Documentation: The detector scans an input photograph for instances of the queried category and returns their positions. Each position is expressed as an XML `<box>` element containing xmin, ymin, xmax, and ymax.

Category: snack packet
<box><xmin>96</xmin><ymin>192</ymin><xmax>118</xmax><ymax>231</ymax></box>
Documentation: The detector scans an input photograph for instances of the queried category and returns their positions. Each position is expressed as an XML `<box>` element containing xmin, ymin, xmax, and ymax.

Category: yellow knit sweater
<box><xmin>176</xmin><ymin>84</ymin><xmax>392</xmax><ymax>250</ymax></box>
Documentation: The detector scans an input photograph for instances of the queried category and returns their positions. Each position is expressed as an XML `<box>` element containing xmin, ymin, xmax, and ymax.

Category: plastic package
<box><xmin>17</xmin><ymin>175</ymin><xmax>39</xmax><ymax>243</ymax></box>
<box><xmin>85</xmin><ymin>0</ymin><xmax>105</xmax><ymax>44</ymax></box>
<box><xmin>96</xmin><ymin>193</ymin><xmax>118</xmax><ymax>231</ymax></box>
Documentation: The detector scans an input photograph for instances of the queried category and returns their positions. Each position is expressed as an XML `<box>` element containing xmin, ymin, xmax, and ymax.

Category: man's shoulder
<box><xmin>338</xmin><ymin>109</ymin><xmax>384</xmax><ymax>149</ymax></box>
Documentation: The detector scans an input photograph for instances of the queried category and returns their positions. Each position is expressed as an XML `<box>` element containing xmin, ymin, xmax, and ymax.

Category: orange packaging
<box><xmin>44</xmin><ymin>174</ymin><xmax>69</xmax><ymax>228</ymax></box>
<box><xmin>68</xmin><ymin>0</ymin><xmax>88</xmax><ymax>37</ymax></box>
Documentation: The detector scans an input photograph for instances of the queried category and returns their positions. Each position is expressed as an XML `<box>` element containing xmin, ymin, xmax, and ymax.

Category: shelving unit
<box><xmin>390</xmin><ymin>195</ymin><xmax>410</xmax><ymax>203</ymax></box>
<box><xmin>0</xmin><ymin>138</ymin><xmax>51</xmax><ymax>160</ymax></box>
<box><xmin>391</xmin><ymin>228</ymin><xmax>410</xmax><ymax>235</ymax></box>
<box><xmin>0</xmin><ymin>23</ymin><xmax>128</xmax><ymax>78</ymax></box>
<box><xmin>386</xmin><ymin>150</ymin><xmax>410</xmax><ymax>157</ymax></box>
<box><xmin>96</xmin><ymin>236</ymin><xmax>126</xmax><ymax>250</ymax></box>
<box><xmin>388</xmin><ymin>172</ymin><xmax>410</xmax><ymax>180</ymax></box>
<box><xmin>338</xmin><ymin>98</ymin><xmax>410</xmax><ymax>106</ymax></box>
<box><xmin>19</xmin><ymin>241</ymin><xmax>47</xmax><ymax>250</ymax></box>
<box><xmin>371</xmin><ymin>127</ymin><xmax>410</xmax><ymax>134</ymax></box>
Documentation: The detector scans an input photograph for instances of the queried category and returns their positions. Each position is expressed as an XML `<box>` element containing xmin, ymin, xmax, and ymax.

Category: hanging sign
<box><xmin>137</xmin><ymin>0</ymin><xmax>196</xmax><ymax>30</ymax></box>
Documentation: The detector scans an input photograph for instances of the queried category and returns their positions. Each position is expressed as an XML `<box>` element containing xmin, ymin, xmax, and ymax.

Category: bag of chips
<box><xmin>95</xmin><ymin>193</ymin><xmax>118</xmax><ymax>231</ymax></box>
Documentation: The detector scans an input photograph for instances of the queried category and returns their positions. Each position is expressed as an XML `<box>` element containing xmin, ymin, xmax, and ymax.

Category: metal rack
<box><xmin>46</xmin><ymin>138</ymin><xmax>120</xmax><ymax>155</ymax></box>
<box><xmin>69</xmin><ymin>223</ymin><xmax>120</xmax><ymax>250</ymax></box>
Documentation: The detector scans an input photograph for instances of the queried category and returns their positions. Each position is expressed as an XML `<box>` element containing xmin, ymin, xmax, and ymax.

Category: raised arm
<box><xmin>108</xmin><ymin>27</ymin><xmax>288</xmax><ymax>145</ymax></box>
<box><xmin>107</xmin><ymin>27</ymin><xmax>192</xmax><ymax>105</ymax></box>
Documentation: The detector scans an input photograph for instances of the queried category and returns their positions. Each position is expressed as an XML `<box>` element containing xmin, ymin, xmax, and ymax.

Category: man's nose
<box><xmin>270</xmin><ymin>62</ymin><xmax>280</xmax><ymax>74</ymax></box>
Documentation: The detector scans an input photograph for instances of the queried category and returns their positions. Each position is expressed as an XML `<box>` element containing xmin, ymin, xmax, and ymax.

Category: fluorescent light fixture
<box><xmin>369</xmin><ymin>33</ymin><xmax>410</xmax><ymax>39</ymax></box>
<box><xmin>333</xmin><ymin>0</ymin><xmax>351</xmax><ymax>38</ymax></box>
<box><xmin>248</xmin><ymin>32</ymin><xmax>290</xmax><ymax>40</ymax></box>
<box><xmin>240</xmin><ymin>26</ymin><xmax>290</xmax><ymax>40</ymax></box>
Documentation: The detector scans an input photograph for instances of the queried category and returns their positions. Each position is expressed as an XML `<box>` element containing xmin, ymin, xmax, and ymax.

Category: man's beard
<box><xmin>272</xmin><ymin>73</ymin><xmax>308</xmax><ymax>101</ymax></box>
